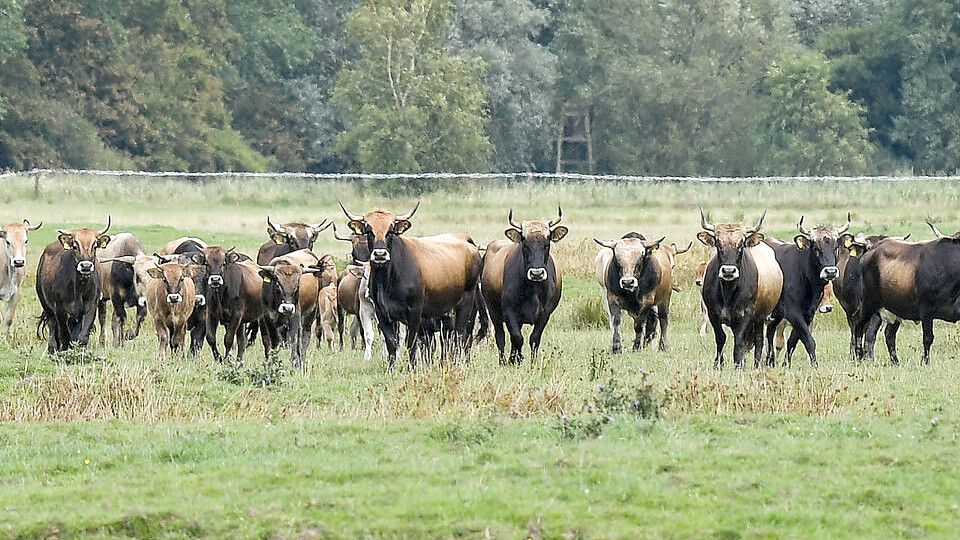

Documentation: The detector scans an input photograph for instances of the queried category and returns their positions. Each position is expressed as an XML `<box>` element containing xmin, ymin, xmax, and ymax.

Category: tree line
<box><xmin>0</xmin><ymin>0</ymin><xmax>956</xmax><ymax>176</ymax></box>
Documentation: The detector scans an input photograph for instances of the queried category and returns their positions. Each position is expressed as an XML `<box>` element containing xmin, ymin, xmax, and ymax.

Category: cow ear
<box><xmin>848</xmin><ymin>243</ymin><xmax>866</xmax><ymax>257</ymax></box>
<box><xmin>839</xmin><ymin>234</ymin><xmax>855</xmax><ymax>249</ymax></box>
<box><xmin>259</xmin><ymin>270</ymin><xmax>273</xmax><ymax>283</ymax></box>
<box><xmin>745</xmin><ymin>232</ymin><xmax>764</xmax><ymax>247</ymax></box>
<box><xmin>550</xmin><ymin>226</ymin><xmax>569</xmax><ymax>242</ymax></box>
<box><xmin>226</xmin><ymin>252</ymin><xmax>241</xmax><ymax>264</ymax></box>
<box><xmin>793</xmin><ymin>234</ymin><xmax>808</xmax><ymax>250</ymax></box>
<box><xmin>147</xmin><ymin>267</ymin><xmax>164</xmax><ymax>279</ymax></box>
<box><xmin>97</xmin><ymin>235</ymin><xmax>111</xmax><ymax>249</ymax></box>
<box><xmin>348</xmin><ymin>220</ymin><xmax>365</xmax><ymax>235</ymax></box>
<box><xmin>348</xmin><ymin>267</ymin><xmax>364</xmax><ymax>277</ymax></box>
<box><xmin>394</xmin><ymin>220</ymin><xmax>412</xmax><ymax>235</ymax></box>
<box><xmin>270</xmin><ymin>232</ymin><xmax>286</xmax><ymax>245</ymax></box>
<box><xmin>696</xmin><ymin>231</ymin><xmax>715</xmax><ymax>247</ymax></box>
<box><xmin>190</xmin><ymin>252</ymin><xmax>206</xmax><ymax>265</ymax></box>
<box><xmin>504</xmin><ymin>228</ymin><xmax>522</xmax><ymax>243</ymax></box>
<box><xmin>59</xmin><ymin>234</ymin><xmax>74</xmax><ymax>249</ymax></box>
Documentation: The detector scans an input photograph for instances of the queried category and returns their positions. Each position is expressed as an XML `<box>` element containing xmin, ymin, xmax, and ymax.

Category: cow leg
<box><xmin>631</xmin><ymin>312</ymin><xmax>645</xmax><ymax>352</ymax></box>
<box><xmin>155</xmin><ymin>319</ymin><xmax>169</xmax><ymax>362</ymax></box>
<box><xmin>172</xmin><ymin>322</ymin><xmax>187</xmax><ymax>357</ymax></box>
<box><xmin>733</xmin><ymin>317</ymin><xmax>754</xmax><ymax>370</ymax></box>
<box><xmin>302</xmin><ymin>308</ymin><xmax>317</xmax><ymax>356</ymax></box>
<box><xmin>3</xmin><ymin>288</ymin><xmax>21</xmax><ymax>335</ymax></box>
<box><xmin>189</xmin><ymin>311</ymin><xmax>206</xmax><ymax>357</ymax></box>
<box><xmin>132</xmin><ymin>303</ymin><xmax>147</xmax><ymax>340</ymax></box>
<box><xmin>97</xmin><ymin>299</ymin><xmax>107</xmax><ymax>347</ymax></box>
<box><xmin>764</xmin><ymin>316</ymin><xmax>782</xmax><ymax>367</ymax></box>
<box><xmin>206</xmin><ymin>316</ymin><xmax>222</xmax><ymax>363</ymax></box>
<box><xmin>529</xmin><ymin>314</ymin><xmax>553</xmax><ymax>362</ymax></box>
<box><xmin>359</xmin><ymin>303</ymin><xmax>376</xmax><ymax>363</ymax></box>
<box><xmin>78</xmin><ymin>302</ymin><xmax>99</xmax><ymax>348</ymax></box>
<box><xmin>642</xmin><ymin>307</ymin><xmax>658</xmax><ymax>348</ymax></box>
<box><xmin>656</xmin><ymin>304</ymin><xmax>669</xmax><ymax>352</ymax></box>
<box><xmin>405</xmin><ymin>313</ymin><xmax>424</xmax><ymax>369</ymax></box>
<box><xmin>753</xmin><ymin>321</ymin><xmax>766</xmax><ymax>369</ymax></box>
<box><xmin>260</xmin><ymin>320</ymin><xmax>274</xmax><ymax>360</ymax></box>
<box><xmin>920</xmin><ymin>317</ymin><xmax>934</xmax><ymax>365</ymax></box>
<box><xmin>379</xmin><ymin>318</ymin><xmax>400</xmax><ymax>370</ymax></box>
<box><xmin>707</xmin><ymin>312</ymin><xmax>726</xmax><ymax>368</ymax></box>
<box><xmin>111</xmin><ymin>300</ymin><xmax>126</xmax><ymax>347</ymax></box>
<box><xmin>489</xmin><ymin>310</ymin><xmax>508</xmax><ymax>364</ymax></box>
<box><xmin>289</xmin><ymin>312</ymin><xmax>304</xmax><ymax>370</ymax></box>
<box><xmin>223</xmin><ymin>317</ymin><xmax>242</xmax><ymax>362</ymax></box>
<box><xmin>505</xmin><ymin>313</ymin><xmax>525</xmax><ymax>365</ymax></box>
<box><xmin>774</xmin><ymin>321</ymin><xmax>786</xmax><ymax>359</ymax></box>
<box><xmin>603</xmin><ymin>294</ymin><xmax>623</xmax><ymax>354</ymax></box>
<box><xmin>236</xmin><ymin>319</ymin><xmax>250</xmax><ymax>365</ymax></box>
<box><xmin>845</xmin><ymin>313</ymin><xmax>858</xmax><ymax>359</ymax></box>
<box><xmin>698</xmin><ymin>300</ymin><xmax>708</xmax><ymax>337</ymax></box>
<box><xmin>884</xmin><ymin>320</ymin><xmax>901</xmax><ymax>366</ymax></box>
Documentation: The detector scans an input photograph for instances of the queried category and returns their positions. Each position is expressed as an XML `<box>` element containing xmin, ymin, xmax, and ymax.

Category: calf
<box><xmin>317</xmin><ymin>285</ymin><xmax>339</xmax><ymax>349</ymax></box>
<box><xmin>97</xmin><ymin>232</ymin><xmax>149</xmax><ymax>346</ymax></box>
<box><xmin>763</xmin><ymin>214</ymin><xmax>850</xmax><ymax>366</ymax></box>
<box><xmin>698</xmin><ymin>210</ymin><xmax>783</xmax><ymax>369</ymax></box>
<box><xmin>146</xmin><ymin>262</ymin><xmax>198</xmax><ymax>360</ymax></box>
<box><xmin>482</xmin><ymin>208</ymin><xmax>568</xmax><ymax>364</ymax></box>
<box><xmin>257</xmin><ymin>217</ymin><xmax>332</xmax><ymax>265</ymax></box>
<box><xmin>37</xmin><ymin>218</ymin><xmax>112</xmax><ymax>353</ymax></box>
<box><xmin>333</xmin><ymin>224</ymin><xmax>376</xmax><ymax>358</ymax></box>
<box><xmin>0</xmin><ymin>219</ymin><xmax>42</xmax><ymax>334</ymax></box>
<box><xmin>190</xmin><ymin>247</ymin><xmax>262</xmax><ymax>363</ymax></box>
<box><xmin>594</xmin><ymin>232</ymin><xmax>682</xmax><ymax>353</ymax></box>
<box><xmin>259</xmin><ymin>249</ymin><xmax>322</xmax><ymax>368</ymax></box>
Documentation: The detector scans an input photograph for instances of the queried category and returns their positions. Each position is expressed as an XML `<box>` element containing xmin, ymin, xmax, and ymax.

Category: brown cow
<box><xmin>259</xmin><ymin>249</ymin><xmax>323</xmax><ymax>368</ymax></box>
<box><xmin>698</xmin><ymin>210</ymin><xmax>783</xmax><ymax>368</ymax></box>
<box><xmin>160</xmin><ymin>237</ymin><xmax>207</xmax><ymax>256</ymax></box>
<box><xmin>146</xmin><ymin>262</ymin><xmax>199</xmax><ymax>360</ymax></box>
<box><xmin>37</xmin><ymin>218</ymin><xmax>112</xmax><ymax>353</ymax></box>
<box><xmin>482</xmin><ymin>208</ymin><xmax>568</xmax><ymax>364</ymax></box>
<box><xmin>340</xmin><ymin>202</ymin><xmax>481</xmax><ymax>368</ymax></box>
<box><xmin>0</xmin><ymin>219</ymin><xmax>42</xmax><ymax>334</ymax></box>
<box><xmin>190</xmin><ymin>247</ymin><xmax>262</xmax><ymax>363</ymax></box>
<box><xmin>256</xmin><ymin>217</ymin><xmax>332</xmax><ymax>265</ymax></box>
<box><xmin>333</xmin><ymin>225</ymin><xmax>375</xmax><ymax>357</ymax></box>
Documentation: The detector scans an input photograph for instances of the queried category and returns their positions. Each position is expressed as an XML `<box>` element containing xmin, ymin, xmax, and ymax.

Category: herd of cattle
<box><xmin>0</xmin><ymin>203</ymin><xmax>956</xmax><ymax>369</ymax></box>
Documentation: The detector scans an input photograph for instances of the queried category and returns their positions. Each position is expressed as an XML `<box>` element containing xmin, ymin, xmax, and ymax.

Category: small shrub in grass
<box><xmin>216</xmin><ymin>357</ymin><xmax>245</xmax><ymax>385</ymax></box>
<box><xmin>558</xmin><ymin>371</ymin><xmax>664</xmax><ymax>440</ymax></box>
<box><xmin>570</xmin><ymin>295</ymin><xmax>607</xmax><ymax>330</ymax></box>
<box><xmin>216</xmin><ymin>354</ymin><xmax>285</xmax><ymax>388</ymax></box>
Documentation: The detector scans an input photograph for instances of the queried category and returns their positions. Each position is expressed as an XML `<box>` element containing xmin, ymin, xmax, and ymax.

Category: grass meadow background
<box><xmin>1</xmin><ymin>175</ymin><xmax>960</xmax><ymax>538</ymax></box>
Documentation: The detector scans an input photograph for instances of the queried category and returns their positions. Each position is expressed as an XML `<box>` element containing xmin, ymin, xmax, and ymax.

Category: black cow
<box><xmin>480</xmin><ymin>208</ymin><xmax>568</xmax><ymax>364</ymax></box>
<box><xmin>763</xmin><ymin>214</ymin><xmax>849</xmax><ymax>366</ymax></box>
<box><xmin>36</xmin><ymin>218</ymin><xmax>112</xmax><ymax>353</ymax></box>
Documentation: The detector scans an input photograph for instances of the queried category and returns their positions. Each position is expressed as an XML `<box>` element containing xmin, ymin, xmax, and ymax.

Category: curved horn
<box><xmin>674</xmin><ymin>241</ymin><xmax>693</xmax><ymax>255</ymax></box>
<box><xmin>258</xmin><ymin>265</ymin><xmax>276</xmax><ymax>272</ymax></box>
<box><xmin>902</xmin><ymin>234</ymin><xmax>911</xmax><ymax>241</ymax></box>
<box><xmin>267</xmin><ymin>216</ymin><xmax>286</xmax><ymax>234</ymax></box>
<box><xmin>927</xmin><ymin>220</ymin><xmax>948</xmax><ymax>240</ymax></box>
<box><xmin>549</xmin><ymin>206</ymin><xmax>563</xmax><ymax>228</ymax></box>
<box><xmin>99</xmin><ymin>216</ymin><xmax>111</xmax><ymax>236</ymax></box>
<box><xmin>339</xmin><ymin>201</ymin><xmax>363</xmax><ymax>221</ymax></box>
<box><xmin>593</xmin><ymin>238</ymin><xmax>616</xmax><ymax>250</ymax></box>
<box><xmin>332</xmin><ymin>223</ymin><xmax>353</xmax><ymax>242</ymax></box>
<box><xmin>57</xmin><ymin>229</ymin><xmax>71</xmax><ymax>236</ymax></box>
<box><xmin>699</xmin><ymin>207</ymin><xmax>715</xmax><ymax>232</ymax></box>
<box><xmin>397</xmin><ymin>201</ymin><xmax>420</xmax><ymax>221</ymax></box>
<box><xmin>748</xmin><ymin>211</ymin><xmax>767</xmax><ymax>233</ymax></box>
<box><xmin>24</xmin><ymin>220</ymin><xmax>42</xmax><ymax>231</ymax></box>
<box><xmin>837</xmin><ymin>212</ymin><xmax>851</xmax><ymax>235</ymax></box>
<box><xmin>797</xmin><ymin>216</ymin><xmax>811</xmax><ymax>236</ymax></box>
<box><xmin>311</xmin><ymin>219</ymin><xmax>333</xmax><ymax>233</ymax></box>
<box><xmin>508</xmin><ymin>209</ymin><xmax>521</xmax><ymax>230</ymax></box>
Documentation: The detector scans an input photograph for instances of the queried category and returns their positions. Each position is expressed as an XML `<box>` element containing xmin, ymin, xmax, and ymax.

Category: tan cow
<box><xmin>317</xmin><ymin>285</ymin><xmax>339</xmax><ymax>349</ymax></box>
<box><xmin>146</xmin><ymin>262</ymin><xmax>198</xmax><ymax>360</ymax></box>
<box><xmin>0</xmin><ymin>219</ymin><xmax>42</xmax><ymax>334</ymax></box>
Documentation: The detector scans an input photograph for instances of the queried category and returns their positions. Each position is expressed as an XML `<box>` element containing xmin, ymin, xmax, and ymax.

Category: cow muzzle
<box><xmin>278</xmin><ymin>303</ymin><xmax>296</xmax><ymax>315</ymax></box>
<box><xmin>166</xmin><ymin>293</ymin><xmax>183</xmax><ymax>305</ymax></box>
<box><xmin>77</xmin><ymin>261</ymin><xmax>95</xmax><ymax>275</ymax></box>
<box><xmin>818</xmin><ymin>304</ymin><xmax>834</xmax><ymax>314</ymax></box>
<box><xmin>619</xmin><ymin>276</ymin><xmax>638</xmax><ymax>291</ymax></box>
<box><xmin>820</xmin><ymin>266</ymin><xmax>839</xmax><ymax>281</ymax></box>
<box><xmin>195</xmin><ymin>294</ymin><xmax>206</xmax><ymax>307</ymax></box>
<box><xmin>719</xmin><ymin>265</ymin><xmax>739</xmax><ymax>281</ymax></box>
<box><xmin>370</xmin><ymin>249</ymin><xmax>390</xmax><ymax>264</ymax></box>
<box><xmin>12</xmin><ymin>258</ymin><xmax>25</xmax><ymax>268</ymax></box>
<box><xmin>208</xmin><ymin>275</ymin><xmax>223</xmax><ymax>288</ymax></box>
<box><xmin>137</xmin><ymin>296</ymin><xmax>147</xmax><ymax>308</ymax></box>
<box><xmin>695</xmin><ymin>278</ymin><xmax>703</xmax><ymax>286</ymax></box>
<box><xmin>527</xmin><ymin>267</ymin><xmax>548</xmax><ymax>282</ymax></box>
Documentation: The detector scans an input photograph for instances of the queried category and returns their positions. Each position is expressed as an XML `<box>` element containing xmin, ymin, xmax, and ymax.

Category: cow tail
<box><xmin>36</xmin><ymin>312</ymin><xmax>48</xmax><ymax>340</ymax></box>
<box><xmin>474</xmin><ymin>283</ymin><xmax>490</xmax><ymax>343</ymax></box>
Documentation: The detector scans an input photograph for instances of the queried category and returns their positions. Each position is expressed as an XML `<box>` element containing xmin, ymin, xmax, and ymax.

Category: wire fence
<box><xmin>3</xmin><ymin>167</ymin><xmax>960</xmax><ymax>183</ymax></box>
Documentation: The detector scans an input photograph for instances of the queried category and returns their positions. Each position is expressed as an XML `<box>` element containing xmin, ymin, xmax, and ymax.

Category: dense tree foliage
<box><xmin>0</xmin><ymin>0</ymin><xmax>954</xmax><ymax>174</ymax></box>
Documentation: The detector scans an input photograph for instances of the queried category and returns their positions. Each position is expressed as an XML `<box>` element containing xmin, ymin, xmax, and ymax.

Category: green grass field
<box><xmin>2</xmin><ymin>175</ymin><xmax>960</xmax><ymax>538</ymax></box>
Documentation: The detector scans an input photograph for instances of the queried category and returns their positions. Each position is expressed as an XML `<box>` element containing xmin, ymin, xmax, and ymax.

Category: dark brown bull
<box><xmin>698</xmin><ymin>210</ymin><xmax>783</xmax><ymax>369</ymax></box>
<box><xmin>857</xmin><ymin>223</ymin><xmax>956</xmax><ymax>365</ymax></box>
<box><xmin>256</xmin><ymin>217</ymin><xmax>332</xmax><ymax>265</ymax></box>
<box><xmin>341</xmin><ymin>202</ymin><xmax>481</xmax><ymax>368</ymax></box>
<box><xmin>482</xmin><ymin>208</ymin><xmax>568</xmax><ymax>364</ymax></box>
<box><xmin>259</xmin><ymin>249</ymin><xmax>323</xmax><ymax>368</ymax></box>
<box><xmin>190</xmin><ymin>247</ymin><xmax>263</xmax><ymax>363</ymax></box>
<box><xmin>36</xmin><ymin>218</ymin><xmax>112</xmax><ymax>353</ymax></box>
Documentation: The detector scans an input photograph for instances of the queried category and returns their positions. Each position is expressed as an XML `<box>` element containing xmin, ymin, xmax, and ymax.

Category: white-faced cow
<box><xmin>340</xmin><ymin>202</ymin><xmax>481</xmax><ymax>369</ymax></box>
<box><xmin>256</xmin><ymin>217</ymin><xmax>332</xmax><ymax>265</ymax></box>
<box><xmin>762</xmin><ymin>214</ymin><xmax>850</xmax><ymax>366</ymax></box>
<box><xmin>594</xmin><ymin>232</ymin><xmax>689</xmax><ymax>353</ymax></box>
<box><xmin>481</xmin><ymin>208</ymin><xmax>568</xmax><ymax>364</ymax></box>
<box><xmin>698</xmin><ymin>210</ymin><xmax>783</xmax><ymax>369</ymax></box>
<box><xmin>856</xmin><ymin>222</ymin><xmax>960</xmax><ymax>365</ymax></box>
<box><xmin>37</xmin><ymin>218</ymin><xmax>112</xmax><ymax>353</ymax></box>
<box><xmin>0</xmin><ymin>219</ymin><xmax>42</xmax><ymax>334</ymax></box>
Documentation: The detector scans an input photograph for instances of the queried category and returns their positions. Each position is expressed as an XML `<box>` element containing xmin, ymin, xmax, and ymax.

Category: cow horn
<box><xmin>837</xmin><ymin>212</ymin><xmax>851</xmax><ymax>235</ymax></box>
<box><xmin>312</xmin><ymin>219</ymin><xmax>333</xmax><ymax>233</ymax></box>
<box><xmin>258</xmin><ymin>265</ymin><xmax>276</xmax><ymax>272</ymax></box>
<box><xmin>699</xmin><ymin>207</ymin><xmax>715</xmax><ymax>232</ymax></box>
<box><xmin>927</xmin><ymin>220</ymin><xmax>948</xmax><ymax>240</ymax></box>
<box><xmin>24</xmin><ymin>220</ymin><xmax>42</xmax><ymax>231</ymax></box>
<box><xmin>549</xmin><ymin>206</ymin><xmax>563</xmax><ymax>228</ymax></box>
<box><xmin>332</xmin><ymin>224</ymin><xmax>353</xmax><ymax>242</ymax></box>
<box><xmin>57</xmin><ymin>229</ymin><xmax>70</xmax><ymax>236</ymax></box>
<box><xmin>674</xmin><ymin>241</ymin><xmax>693</xmax><ymax>255</ymax></box>
<box><xmin>797</xmin><ymin>216</ymin><xmax>811</xmax><ymax>237</ymax></box>
<box><xmin>749</xmin><ymin>211</ymin><xmax>767</xmax><ymax>234</ymax></box>
<box><xmin>593</xmin><ymin>238</ymin><xmax>616</xmax><ymax>250</ymax></box>
<box><xmin>397</xmin><ymin>201</ymin><xmax>420</xmax><ymax>221</ymax></box>
<box><xmin>902</xmin><ymin>234</ymin><xmax>911</xmax><ymax>241</ymax></box>
<box><xmin>267</xmin><ymin>216</ymin><xmax>286</xmax><ymax>234</ymax></box>
<box><xmin>339</xmin><ymin>202</ymin><xmax>363</xmax><ymax>221</ymax></box>
<box><xmin>508</xmin><ymin>209</ymin><xmax>522</xmax><ymax>230</ymax></box>
<box><xmin>99</xmin><ymin>216</ymin><xmax>111</xmax><ymax>236</ymax></box>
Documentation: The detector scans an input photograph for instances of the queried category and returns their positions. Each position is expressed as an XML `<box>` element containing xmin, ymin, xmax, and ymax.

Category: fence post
<box><xmin>33</xmin><ymin>172</ymin><xmax>43</xmax><ymax>200</ymax></box>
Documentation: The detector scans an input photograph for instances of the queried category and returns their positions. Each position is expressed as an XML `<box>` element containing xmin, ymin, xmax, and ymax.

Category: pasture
<box><xmin>2</xmin><ymin>174</ymin><xmax>960</xmax><ymax>538</ymax></box>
